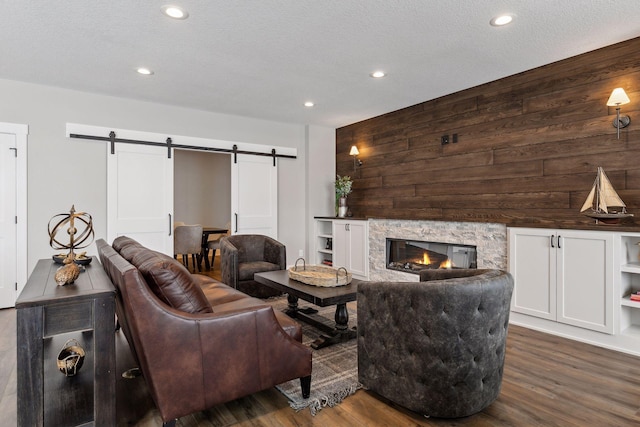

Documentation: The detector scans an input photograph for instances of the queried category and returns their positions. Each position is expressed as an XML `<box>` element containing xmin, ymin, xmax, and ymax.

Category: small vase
<box><xmin>338</xmin><ymin>197</ymin><xmax>348</xmax><ymax>217</ymax></box>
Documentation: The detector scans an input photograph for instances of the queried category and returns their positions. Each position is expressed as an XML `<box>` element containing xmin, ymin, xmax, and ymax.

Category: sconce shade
<box><xmin>607</xmin><ymin>88</ymin><xmax>631</xmax><ymax>106</ymax></box>
<box><xmin>349</xmin><ymin>145</ymin><xmax>360</xmax><ymax>156</ymax></box>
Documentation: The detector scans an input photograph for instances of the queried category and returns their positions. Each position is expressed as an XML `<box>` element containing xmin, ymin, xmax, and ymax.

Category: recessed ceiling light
<box><xmin>490</xmin><ymin>14</ymin><xmax>514</xmax><ymax>26</ymax></box>
<box><xmin>304</xmin><ymin>101</ymin><xmax>314</xmax><ymax>107</ymax></box>
<box><xmin>136</xmin><ymin>67</ymin><xmax>154</xmax><ymax>76</ymax></box>
<box><xmin>162</xmin><ymin>5</ymin><xmax>189</xmax><ymax>20</ymax></box>
<box><xmin>370</xmin><ymin>71</ymin><xmax>386</xmax><ymax>78</ymax></box>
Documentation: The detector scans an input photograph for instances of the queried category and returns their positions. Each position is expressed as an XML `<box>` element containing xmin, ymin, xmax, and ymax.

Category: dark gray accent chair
<box><xmin>220</xmin><ymin>234</ymin><xmax>286</xmax><ymax>298</ymax></box>
<box><xmin>357</xmin><ymin>269</ymin><xmax>514</xmax><ymax>418</ymax></box>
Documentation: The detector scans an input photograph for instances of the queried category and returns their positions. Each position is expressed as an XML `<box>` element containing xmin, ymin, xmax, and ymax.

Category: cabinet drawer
<box><xmin>44</xmin><ymin>301</ymin><xmax>93</xmax><ymax>337</ymax></box>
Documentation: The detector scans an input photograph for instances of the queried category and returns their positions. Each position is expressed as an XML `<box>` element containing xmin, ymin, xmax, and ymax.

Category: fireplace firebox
<box><xmin>386</xmin><ymin>238</ymin><xmax>477</xmax><ymax>274</ymax></box>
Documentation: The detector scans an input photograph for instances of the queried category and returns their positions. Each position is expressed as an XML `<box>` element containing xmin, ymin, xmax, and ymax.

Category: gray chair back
<box><xmin>357</xmin><ymin>269</ymin><xmax>514</xmax><ymax>418</ymax></box>
<box><xmin>174</xmin><ymin>225</ymin><xmax>202</xmax><ymax>255</ymax></box>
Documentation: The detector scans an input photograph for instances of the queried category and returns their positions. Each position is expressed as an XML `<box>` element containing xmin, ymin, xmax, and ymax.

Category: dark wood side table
<box><xmin>16</xmin><ymin>258</ymin><xmax>116</xmax><ymax>427</ymax></box>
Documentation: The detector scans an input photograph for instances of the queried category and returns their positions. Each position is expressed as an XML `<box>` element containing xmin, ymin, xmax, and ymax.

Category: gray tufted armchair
<box><xmin>220</xmin><ymin>234</ymin><xmax>286</xmax><ymax>299</ymax></box>
<box><xmin>357</xmin><ymin>269</ymin><xmax>514</xmax><ymax>418</ymax></box>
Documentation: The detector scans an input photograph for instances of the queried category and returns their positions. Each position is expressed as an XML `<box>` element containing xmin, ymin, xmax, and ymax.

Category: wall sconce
<box><xmin>350</xmin><ymin>145</ymin><xmax>362</xmax><ymax>172</ymax></box>
<box><xmin>607</xmin><ymin>88</ymin><xmax>631</xmax><ymax>139</ymax></box>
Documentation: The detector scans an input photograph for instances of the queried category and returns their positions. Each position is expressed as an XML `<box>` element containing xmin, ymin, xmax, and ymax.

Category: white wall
<box><xmin>306</xmin><ymin>125</ymin><xmax>336</xmax><ymax>258</ymax></box>
<box><xmin>0</xmin><ymin>78</ymin><xmax>335</xmax><ymax>275</ymax></box>
<box><xmin>174</xmin><ymin>150</ymin><xmax>231</xmax><ymax>227</ymax></box>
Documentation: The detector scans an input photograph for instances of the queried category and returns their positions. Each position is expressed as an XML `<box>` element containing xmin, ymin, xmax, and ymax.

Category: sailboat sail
<box><xmin>580</xmin><ymin>167</ymin><xmax>633</xmax><ymax>223</ymax></box>
<box><xmin>580</xmin><ymin>185</ymin><xmax>596</xmax><ymax>213</ymax></box>
<box><xmin>599</xmin><ymin>168</ymin><xmax>626</xmax><ymax>209</ymax></box>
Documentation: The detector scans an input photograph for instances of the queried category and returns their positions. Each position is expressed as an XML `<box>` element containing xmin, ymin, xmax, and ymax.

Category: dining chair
<box><xmin>174</xmin><ymin>224</ymin><xmax>203</xmax><ymax>272</ymax></box>
<box><xmin>206</xmin><ymin>221</ymin><xmax>231</xmax><ymax>271</ymax></box>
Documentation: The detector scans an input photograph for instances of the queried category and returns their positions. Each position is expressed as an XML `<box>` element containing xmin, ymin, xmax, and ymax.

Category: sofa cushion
<box><xmin>134</xmin><ymin>250</ymin><xmax>213</xmax><ymax>314</ymax></box>
<box><xmin>238</xmin><ymin>261</ymin><xmax>281</xmax><ymax>281</ymax></box>
<box><xmin>193</xmin><ymin>275</ymin><xmax>249</xmax><ymax>306</ymax></box>
<box><xmin>113</xmin><ymin>236</ymin><xmax>145</xmax><ymax>262</ymax></box>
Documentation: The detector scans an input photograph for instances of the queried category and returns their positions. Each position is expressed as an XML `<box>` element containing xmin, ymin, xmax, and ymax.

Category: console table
<box><xmin>16</xmin><ymin>258</ymin><xmax>116</xmax><ymax>427</ymax></box>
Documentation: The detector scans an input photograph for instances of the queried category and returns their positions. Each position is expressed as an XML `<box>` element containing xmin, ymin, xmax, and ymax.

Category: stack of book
<box><xmin>321</xmin><ymin>259</ymin><xmax>333</xmax><ymax>266</ymax></box>
<box><xmin>630</xmin><ymin>291</ymin><xmax>640</xmax><ymax>302</ymax></box>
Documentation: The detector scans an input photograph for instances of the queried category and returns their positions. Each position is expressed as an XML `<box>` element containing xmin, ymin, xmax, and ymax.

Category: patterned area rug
<box><xmin>268</xmin><ymin>298</ymin><xmax>362</xmax><ymax>415</ymax></box>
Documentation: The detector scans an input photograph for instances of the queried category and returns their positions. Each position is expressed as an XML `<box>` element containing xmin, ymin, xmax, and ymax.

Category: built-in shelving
<box><xmin>314</xmin><ymin>219</ymin><xmax>334</xmax><ymax>266</ymax></box>
<box><xmin>508</xmin><ymin>227</ymin><xmax>640</xmax><ymax>356</ymax></box>
<box><xmin>618</xmin><ymin>233</ymin><xmax>640</xmax><ymax>341</ymax></box>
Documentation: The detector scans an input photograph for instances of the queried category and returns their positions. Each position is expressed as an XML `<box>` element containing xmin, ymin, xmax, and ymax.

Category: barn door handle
<box><xmin>235</xmin><ymin>213</ymin><xmax>238</xmax><ymax>233</ymax></box>
<box><xmin>168</xmin><ymin>214</ymin><xmax>172</xmax><ymax>236</ymax></box>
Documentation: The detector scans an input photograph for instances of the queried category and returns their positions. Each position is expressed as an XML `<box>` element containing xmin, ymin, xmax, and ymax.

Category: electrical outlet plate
<box><xmin>441</xmin><ymin>135</ymin><xmax>449</xmax><ymax>145</ymax></box>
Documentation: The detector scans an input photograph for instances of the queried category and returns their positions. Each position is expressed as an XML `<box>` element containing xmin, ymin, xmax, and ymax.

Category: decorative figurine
<box><xmin>48</xmin><ymin>205</ymin><xmax>94</xmax><ymax>285</ymax></box>
<box><xmin>54</xmin><ymin>256</ymin><xmax>80</xmax><ymax>286</ymax></box>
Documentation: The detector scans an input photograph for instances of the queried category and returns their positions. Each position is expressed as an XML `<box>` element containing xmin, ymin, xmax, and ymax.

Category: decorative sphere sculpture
<box><xmin>48</xmin><ymin>205</ymin><xmax>94</xmax><ymax>285</ymax></box>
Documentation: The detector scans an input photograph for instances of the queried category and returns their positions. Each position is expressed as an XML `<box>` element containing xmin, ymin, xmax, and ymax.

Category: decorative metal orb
<box><xmin>48</xmin><ymin>205</ymin><xmax>94</xmax><ymax>258</ymax></box>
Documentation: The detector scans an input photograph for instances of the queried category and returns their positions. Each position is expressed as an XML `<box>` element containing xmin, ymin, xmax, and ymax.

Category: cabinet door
<box><xmin>508</xmin><ymin>228</ymin><xmax>556</xmax><ymax>320</ymax></box>
<box><xmin>332</xmin><ymin>221</ymin><xmax>348</xmax><ymax>270</ymax></box>
<box><xmin>557</xmin><ymin>230</ymin><xmax>614</xmax><ymax>334</ymax></box>
<box><xmin>345</xmin><ymin>221</ymin><xmax>368</xmax><ymax>279</ymax></box>
<box><xmin>333</xmin><ymin>220</ymin><xmax>369</xmax><ymax>280</ymax></box>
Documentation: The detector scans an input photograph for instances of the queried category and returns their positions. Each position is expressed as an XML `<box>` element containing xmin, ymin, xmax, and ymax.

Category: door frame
<box><xmin>0</xmin><ymin>122</ymin><xmax>28</xmax><ymax>296</ymax></box>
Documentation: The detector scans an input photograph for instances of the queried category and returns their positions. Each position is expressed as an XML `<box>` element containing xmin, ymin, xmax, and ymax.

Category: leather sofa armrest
<box><xmin>123</xmin><ymin>273</ymin><xmax>311</xmax><ymax>421</ymax></box>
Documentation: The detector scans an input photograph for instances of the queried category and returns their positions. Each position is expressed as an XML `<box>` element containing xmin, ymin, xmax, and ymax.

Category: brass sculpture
<box><xmin>48</xmin><ymin>205</ymin><xmax>94</xmax><ymax>286</ymax></box>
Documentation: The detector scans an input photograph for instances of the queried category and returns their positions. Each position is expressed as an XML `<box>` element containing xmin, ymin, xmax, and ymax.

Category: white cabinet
<box><xmin>313</xmin><ymin>218</ymin><xmax>369</xmax><ymax>280</ymax></box>
<box><xmin>509</xmin><ymin>227</ymin><xmax>614</xmax><ymax>334</ymax></box>
<box><xmin>333</xmin><ymin>220</ymin><xmax>369</xmax><ymax>280</ymax></box>
<box><xmin>616</xmin><ymin>232</ymin><xmax>640</xmax><ymax>336</ymax></box>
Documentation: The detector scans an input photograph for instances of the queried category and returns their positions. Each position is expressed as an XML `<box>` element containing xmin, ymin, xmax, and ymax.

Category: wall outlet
<box><xmin>298</xmin><ymin>249</ymin><xmax>304</xmax><ymax>257</ymax></box>
<box><xmin>441</xmin><ymin>135</ymin><xmax>449</xmax><ymax>145</ymax></box>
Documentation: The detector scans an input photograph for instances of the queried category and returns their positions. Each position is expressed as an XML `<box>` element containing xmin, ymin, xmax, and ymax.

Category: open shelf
<box><xmin>622</xmin><ymin>262</ymin><xmax>640</xmax><ymax>274</ymax></box>
<box><xmin>621</xmin><ymin>295</ymin><xmax>640</xmax><ymax>308</ymax></box>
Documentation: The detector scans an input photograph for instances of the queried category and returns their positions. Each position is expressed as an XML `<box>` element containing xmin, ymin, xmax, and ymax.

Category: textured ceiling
<box><xmin>2</xmin><ymin>1</ymin><xmax>640</xmax><ymax>128</ymax></box>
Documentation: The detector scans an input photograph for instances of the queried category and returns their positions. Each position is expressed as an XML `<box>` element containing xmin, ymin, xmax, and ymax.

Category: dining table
<box><xmin>201</xmin><ymin>226</ymin><xmax>228</xmax><ymax>270</ymax></box>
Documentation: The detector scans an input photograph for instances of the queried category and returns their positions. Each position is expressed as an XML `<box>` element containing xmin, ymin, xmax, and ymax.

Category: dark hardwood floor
<box><xmin>3</xmin><ymin>255</ymin><xmax>640</xmax><ymax>426</ymax></box>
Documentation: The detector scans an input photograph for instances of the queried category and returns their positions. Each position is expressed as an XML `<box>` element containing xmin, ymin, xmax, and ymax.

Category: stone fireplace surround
<box><xmin>368</xmin><ymin>219</ymin><xmax>507</xmax><ymax>282</ymax></box>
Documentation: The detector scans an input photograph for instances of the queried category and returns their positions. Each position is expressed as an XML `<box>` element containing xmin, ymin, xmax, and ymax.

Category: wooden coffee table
<box><xmin>254</xmin><ymin>270</ymin><xmax>361</xmax><ymax>349</ymax></box>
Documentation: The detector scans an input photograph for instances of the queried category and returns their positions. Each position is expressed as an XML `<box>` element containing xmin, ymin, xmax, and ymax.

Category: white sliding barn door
<box><xmin>231</xmin><ymin>154</ymin><xmax>278</xmax><ymax>238</ymax></box>
<box><xmin>0</xmin><ymin>133</ymin><xmax>17</xmax><ymax>308</ymax></box>
<box><xmin>107</xmin><ymin>143</ymin><xmax>174</xmax><ymax>254</ymax></box>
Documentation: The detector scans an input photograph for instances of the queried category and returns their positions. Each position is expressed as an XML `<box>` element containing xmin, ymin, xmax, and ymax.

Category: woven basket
<box><xmin>288</xmin><ymin>258</ymin><xmax>352</xmax><ymax>287</ymax></box>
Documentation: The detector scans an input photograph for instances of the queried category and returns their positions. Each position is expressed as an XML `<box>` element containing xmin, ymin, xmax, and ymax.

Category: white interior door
<box><xmin>231</xmin><ymin>154</ymin><xmax>278</xmax><ymax>238</ymax></box>
<box><xmin>0</xmin><ymin>133</ymin><xmax>17</xmax><ymax>308</ymax></box>
<box><xmin>107</xmin><ymin>143</ymin><xmax>174</xmax><ymax>254</ymax></box>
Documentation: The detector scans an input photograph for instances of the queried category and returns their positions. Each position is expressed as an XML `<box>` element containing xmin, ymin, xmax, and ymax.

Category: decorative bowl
<box><xmin>73</xmin><ymin>256</ymin><xmax>92</xmax><ymax>266</ymax></box>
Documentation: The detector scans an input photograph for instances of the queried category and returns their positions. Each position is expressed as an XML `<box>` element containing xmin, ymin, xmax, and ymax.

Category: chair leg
<box><xmin>300</xmin><ymin>375</ymin><xmax>311</xmax><ymax>398</ymax></box>
<box><xmin>210</xmin><ymin>249</ymin><xmax>217</xmax><ymax>270</ymax></box>
<box><xmin>203</xmin><ymin>247</ymin><xmax>210</xmax><ymax>270</ymax></box>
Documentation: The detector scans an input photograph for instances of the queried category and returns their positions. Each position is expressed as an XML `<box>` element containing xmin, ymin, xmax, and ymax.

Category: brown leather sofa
<box><xmin>97</xmin><ymin>237</ymin><xmax>312</xmax><ymax>427</ymax></box>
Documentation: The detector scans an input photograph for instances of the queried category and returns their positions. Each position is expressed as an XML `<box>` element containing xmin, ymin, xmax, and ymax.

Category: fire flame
<box><xmin>423</xmin><ymin>253</ymin><xmax>431</xmax><ymax>265</ymax></box>
<box><xmin>440</xmin><ymin>259</ymin><xmax>453</xmax><ymax>269</ymax></box>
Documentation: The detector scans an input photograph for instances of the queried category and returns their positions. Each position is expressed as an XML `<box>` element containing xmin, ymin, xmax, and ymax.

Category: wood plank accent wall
<box><xmin>336</xmin><ymin>37</ymin><xmax>640</xmax><ymax>231</ymax></box>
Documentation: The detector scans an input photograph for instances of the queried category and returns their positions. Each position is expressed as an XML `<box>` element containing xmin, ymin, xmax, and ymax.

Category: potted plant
<box><xmin>335</xmin><ymin>175</ymin><xmax>353</xmax><ymax>217</ymax></box>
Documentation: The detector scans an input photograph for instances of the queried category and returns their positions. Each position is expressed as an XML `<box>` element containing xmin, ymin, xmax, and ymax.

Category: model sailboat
<box><xmin>580</xmin><ymin>167</ymin><xmax>633</xmax><ymax>224</ymax></box>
